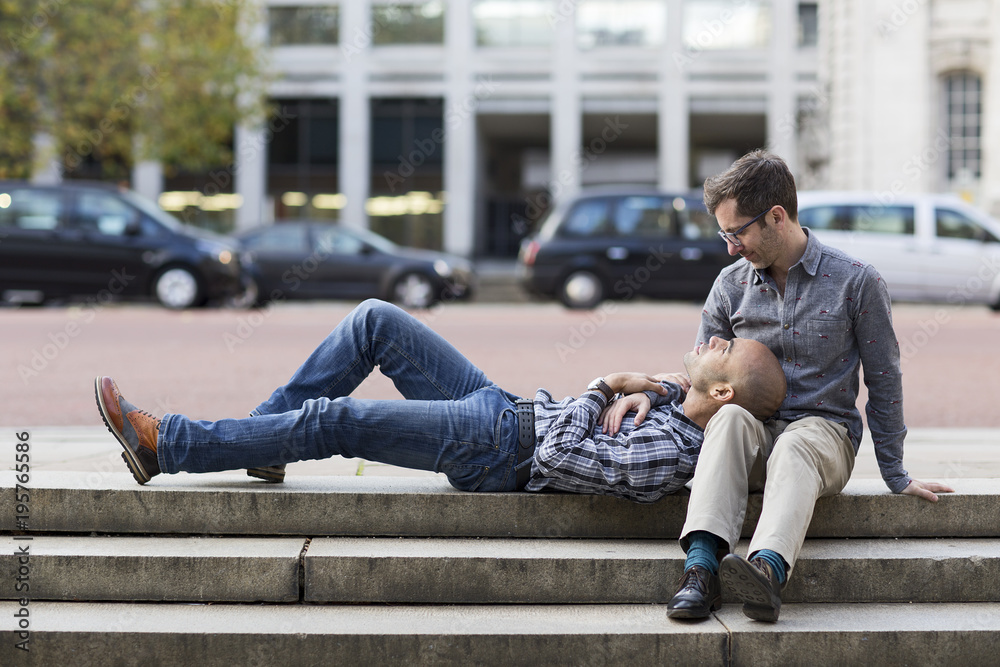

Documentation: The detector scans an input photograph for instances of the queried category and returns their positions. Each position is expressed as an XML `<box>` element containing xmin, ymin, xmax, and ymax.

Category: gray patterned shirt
<box><xmin>697</xmin><ymin>229</ymin><xmax>911</xmax><ymax>493</ymax></box>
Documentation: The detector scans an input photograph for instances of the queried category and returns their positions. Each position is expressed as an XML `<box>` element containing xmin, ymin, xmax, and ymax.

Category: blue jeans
<box><xmin>158</xmin><ymin>299</ymin><xmax>522</xmax><ymax>491</ymax></box>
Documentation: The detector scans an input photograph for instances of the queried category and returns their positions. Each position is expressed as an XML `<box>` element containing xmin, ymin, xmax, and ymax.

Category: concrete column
<box><xmin>443</xmin><ymin>1</ymin><xmax>475</xmax><ymax>256</ymax></box>
<box><xmin>659</xmin><ymin>0</ymin><xmax>688</xmax><ymax>190</ymax></box>
<box><xmin>339</xmin><ymin>0</ymin><xmax>371</xmax><ymax>228</ymax></box>
<box><xmin>30</xmin><ymin>132</ymin><xmax>62</xmax><ymax>185</ymax></box>
<box><xmin>132</xmin><ymin>161</ymin><xmax>163</xmax><ymax>203</ymax></box>
<box><xmin>767</xmin><ymin>0</ymin><xmax>798</xmax><ymax>172</ymax></box>
<box><xmin>550</xmin><ymin>2</ymin><xmax>581</xmax><ymax>201</ymax></box>
<box><xmin>234</xmin><ymin>124</ymin><xmax>268</xmax><ymax>229</ymax></box>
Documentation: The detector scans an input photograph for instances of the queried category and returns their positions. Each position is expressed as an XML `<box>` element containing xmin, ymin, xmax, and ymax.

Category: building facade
<box><xmin>151</xmin><ymin>0</ymin><xmax>821</xmax><ymax>257</ymax></box>
<box><xmin>819</xmin><ymin>0</ymin><xmax>1000</xmax><ymax>218</ymax></box>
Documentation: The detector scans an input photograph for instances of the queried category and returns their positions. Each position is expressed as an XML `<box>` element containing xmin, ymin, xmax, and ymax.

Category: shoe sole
<box><xmin>719</xmin><ymin>557</ymin><xmax>781</xmax><ymax>622</ymax></box>
<box><xmin>94</xmin><ymin>377</ymin><xmax>151</xmax><ymax>485</ymax></box>
<box><xmin>247</xmin><ymin>466</ymin><xmax>285</xmax><ymax>483</ymax></box>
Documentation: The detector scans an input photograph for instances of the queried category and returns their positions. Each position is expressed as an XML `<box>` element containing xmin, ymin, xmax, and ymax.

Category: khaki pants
<box><xmin>680</xmin><ymin>404</ymin><xmax>855</xmax><ymax>575</ymax></box>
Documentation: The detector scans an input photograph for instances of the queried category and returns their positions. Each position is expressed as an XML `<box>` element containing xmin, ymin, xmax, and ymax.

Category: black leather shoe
<box><xmin>719</xmin><ymin>554</ymin><xmax>782</xmax><ymax>622</ymax></box>
<box><xmin>666</xmin><ymin>565</ymin><xmax>722</xmax><ymax>619</ymax></box>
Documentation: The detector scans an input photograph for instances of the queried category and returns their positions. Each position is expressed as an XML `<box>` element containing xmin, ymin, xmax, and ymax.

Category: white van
<box><xmin>797</xmin><ymin>191</ymin><xmax>1000</xmax><ymax>310</ymax></box>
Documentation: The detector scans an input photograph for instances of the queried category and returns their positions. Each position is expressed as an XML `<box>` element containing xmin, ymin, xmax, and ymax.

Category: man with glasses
<box><xmin>666</xmin><ymin>149</ymin><xmax>953</xmax><ymax>623</ymax></box>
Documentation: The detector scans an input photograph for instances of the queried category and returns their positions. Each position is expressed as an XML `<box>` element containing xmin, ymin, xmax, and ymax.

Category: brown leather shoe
<box><xmin>719</xmin><ymin>554</ymin><xmax>782</xmax><ymax>622</ymax></box>
<box><xmin>94</xmin><ymin>376</ymin><xmax>161</xmax><ymax>484</ymax></box>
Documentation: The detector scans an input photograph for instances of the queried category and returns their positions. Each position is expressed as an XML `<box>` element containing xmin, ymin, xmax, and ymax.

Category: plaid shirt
<box><xmin>525</xmin><ymin>382</ymin><xmax>703</xmax><ymax>503</ymax></box>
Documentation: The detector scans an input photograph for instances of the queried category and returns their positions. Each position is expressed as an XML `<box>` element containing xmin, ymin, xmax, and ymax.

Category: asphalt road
<box><xmin>2</xmin><ymin>299</ymin><xmax>999</xmax><ymax>428</ymax></box>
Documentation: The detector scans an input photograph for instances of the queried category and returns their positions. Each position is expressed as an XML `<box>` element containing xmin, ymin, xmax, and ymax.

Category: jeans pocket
<box><xmin>443</xmin><ymin>463</ymin><xmax>491</xmax><ymax>492</ymax></box>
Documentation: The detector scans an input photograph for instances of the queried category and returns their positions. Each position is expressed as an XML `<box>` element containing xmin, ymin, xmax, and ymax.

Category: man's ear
<box><xmin>709</xmin><ymin>383</ymin><xmax>734</xmax><ymax>403</ymax></box>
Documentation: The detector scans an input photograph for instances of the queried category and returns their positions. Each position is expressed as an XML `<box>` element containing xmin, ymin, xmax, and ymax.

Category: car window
<box><xmin>799</xmin><ymin>204</ymin><xmax>914</xmax><ymax>235</ymax></box>
<box><xmin>315</xmin><ymin>227</ymin><xmax>365</xmax><ymax>255</ymax></box>
<box><xmin>559</xmin><ymin>199</ymin><xmax>611</xmax><ymax>237</ymax></box>
<box><xmin>77</xmin><ymin>192</ymin><xmax>138</xmax><ymax>235</ymax></box>
<box><xmin>677</xmin><ymin>200</ymin><xmax>718</xmax><ymax>241</ymax></box>
<box><xmin>614</xmin><ymin>196</ymin><xmax>673</xmax><ymax>237</ymax></box>
<box><xmin>936</xmin><ymin>208</ymin><xmax>999</xmax><ymax>242</ymax></box>
<box><xmin>243</xmin><ymin>225</ymin><xmax>309</xmax><ymax>252</ymax></box>
<box><xmin>0</xmin><ymin>188</ymin><xmax>65</xmax><ymax>231</ymax></box>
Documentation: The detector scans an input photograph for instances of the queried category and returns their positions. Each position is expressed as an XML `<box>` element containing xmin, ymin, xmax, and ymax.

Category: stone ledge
<box><xmin>3</xmin><ymin>472</ymin><xmax>999</xmax><ymax>539</ymax></box>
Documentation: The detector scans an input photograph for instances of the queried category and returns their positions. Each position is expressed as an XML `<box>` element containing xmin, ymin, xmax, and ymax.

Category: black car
<box><xmin>0</xmin><ymin>181</ymin><xmax>246</xmax><ymax>308</ymax></box>
<box><xmin>518</xmin><ymin>189</ymin><xmax>738</xmax><ymax>308</ymax></box>
<box><xmin>235</xmin><ymin>221</ymin><xmax>476</xmax><ymax>308</ymax></box>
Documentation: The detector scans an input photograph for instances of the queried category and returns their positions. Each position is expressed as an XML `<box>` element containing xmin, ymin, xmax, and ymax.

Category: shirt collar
<box><xmin>750</xmin><ymin>226</ymin><xmax>822</xmax><ymax>284</ymax></box>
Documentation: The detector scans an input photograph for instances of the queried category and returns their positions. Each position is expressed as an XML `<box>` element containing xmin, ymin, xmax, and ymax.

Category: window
<box><xmin>268</xmin><ymin>99</ymin><xmax>339</xmax><ymax>167</ymax></box>
<box><xmin>372</xmin><ymin>3</ymin><xmax>445</xmax><ymax>45</ymax></box>
<box><xmin>371</xmin><ymin>98</ymin><xmax>444</xmax><ymax>168</ymax></box>
<box><xmin>77</xmin><ymin>192</ymin><xmax>137</xmax><ymax>236</ymax></box>
<box><xmin>678</xmin><ymin>202</ymin><xmax>719</xmax><ymax>240</ymax></box>
<box><xmin>243</xmin><ymin>225</ymin><xmax>309</xmax><ymax>253</ymax></box>
<box><xmin>473</xmin><ymin>0</ymin><xmax>554</xmax><ymax>47</ymax></box>
<box><xmin>798</xmin><ymin>2</ymin><xmax>818</xmax><ymax>47</ymax></box>
<box><xmin>268</xmin><ymin>6</ymin><xmax>339</xmax><ymax>46</ymax></box>
<box><xmin>936</xmin><ymin>208</ymin><xmax>997</xmax><ymax>242</ymax></box>
<box><xmin>944</xmin><ymin>72</ymin><xmax>982</xmax><ymax>180</ymax></box>
<box><xmin>560</xmin><ymin>199</ymin><xmax>611</xmax><ymax>236</ymax></box>
<box><xmin>315</xmin><ymin>227</ymin><xmax>365</xmax><ymax>254</ymax></box>
<box><xmin>614</xmin><ymin>196</ymin><xmax>672</xmax><ymax>236</ymax></box>
<box><xmin>799</xmin><ymin>205</ymin><xmax>915</xmax><ymax>235</ymax></box>
<box><xmin>682</xmin><ymin>0</ymin><xmax>771</xmax><ymax>51</ymax></box>
<box><xmin>576</xmin><ymin>0</ymin><xmax>666</xmax><ymax>49</ymax></box>
<box><xmin>0</xmin><ymin>188</ymin><xmax>64</xmax><ymax>231</ymax></box>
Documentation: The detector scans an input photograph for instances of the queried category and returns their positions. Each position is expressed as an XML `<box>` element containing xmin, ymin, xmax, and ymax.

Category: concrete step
<box><xmin>2</xmin><ymin>601</ymin><xmax>999</xmax><ymax>666</ymax></box>
<box><xmin>0</xmin><ymin>536</ymin><xmax>302</xmax><ymax>603</ymax></box>
<box><xmin>4</xmin><ymin>472</ymin><xmax>999</xmax><ymax>539</ymax></box>
<box><xmin>4</xmin><ymin>534</ymin><xmax>998</xmax><ymax>605</ymax></box>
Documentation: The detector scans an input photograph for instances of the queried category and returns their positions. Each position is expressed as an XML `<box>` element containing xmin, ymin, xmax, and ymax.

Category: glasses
<box><xmin>717</xmin><ymin>207</ymin><xmax>772</xmax><ymax>247</ymax></box>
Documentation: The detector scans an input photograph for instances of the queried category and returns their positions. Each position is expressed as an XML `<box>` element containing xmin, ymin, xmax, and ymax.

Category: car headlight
<box><xmin>196</xmin><ymin>240</ymin><xmax>235</xmax><ymax>265</ymax></box>
<box><xmin>433</xmin><ymin>259</ymin><xmax>453</xmax><ymax>278</ymax></box>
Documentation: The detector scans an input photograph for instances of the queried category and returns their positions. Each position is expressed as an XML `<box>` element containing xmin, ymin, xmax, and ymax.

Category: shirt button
<box><xmin>783</xmin><ymin>323</ymin><xmax>790</xmax><ymax>330</ymax></box>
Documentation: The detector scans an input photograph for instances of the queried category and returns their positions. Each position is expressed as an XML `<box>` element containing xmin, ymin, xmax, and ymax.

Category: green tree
<box><xmin>0</xmin><ymin>0</ymin><xmax>266</xmax><ymax>180</ymax></box>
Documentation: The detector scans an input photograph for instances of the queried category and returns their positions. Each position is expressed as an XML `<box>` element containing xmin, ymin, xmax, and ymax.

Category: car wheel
<box><xmin>154</xmin><ymin>266</ymin><xmax>203</xmax><ymax>309</ymax></box>
<box><xmin>392</xmin><ymin>272</ymin><xmax>436</xmax><ymax>308</ymax></box>
<box><xmin>558</xmin><ymin>270</ymin><xmax>604</xmax><ymax>309</ymax></box>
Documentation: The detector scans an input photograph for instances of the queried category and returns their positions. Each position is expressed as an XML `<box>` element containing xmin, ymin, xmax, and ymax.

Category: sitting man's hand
<box><xmin>599</xmin><ymin>392</ymin><xmax>652</xmax><ymax>435</ymax></box>
<box><xmin>652</xmin><ymin>372</ymin><xmax>691</xmax><ymax>394</ymax></box>
<box><xmin>604</xmin><ymin>372</ymin><xmax>671</xmax><ymax>397</ymax></box>
<box><xmin>901</xmin><ymin>478</ymin><xmax>955</xmax><ymax>502</ymax></box>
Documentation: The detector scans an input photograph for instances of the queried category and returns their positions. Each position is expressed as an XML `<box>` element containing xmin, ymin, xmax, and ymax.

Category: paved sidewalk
<box><xmin>8</xmin><ymin>426</ymin><xmax>999</xmax><ymax>487</ymax></box>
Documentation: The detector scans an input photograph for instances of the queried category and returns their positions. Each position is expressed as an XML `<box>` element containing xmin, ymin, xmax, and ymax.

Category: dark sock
<box><xmin>684</xmin><ymin>531</ymin><xmax>722</xmax><ymax>575</ymax></box>
<box><xmin>752</xmin><ymin>549</ymin><xmax>788</xmax><ymax>585</ymax></box>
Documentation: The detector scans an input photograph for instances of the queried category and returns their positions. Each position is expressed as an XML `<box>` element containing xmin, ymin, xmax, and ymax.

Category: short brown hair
<box><xmin>703</xmin><ymin>149</ymin><xmax>798</xmax><ymax>221</ymax></box>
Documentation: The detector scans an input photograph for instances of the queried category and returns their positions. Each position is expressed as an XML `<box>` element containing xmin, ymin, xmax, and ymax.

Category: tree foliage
<box><xmin>0</xmin><ymin>0</ymin><xmax>266</xmax><ymax>180</ymax></box>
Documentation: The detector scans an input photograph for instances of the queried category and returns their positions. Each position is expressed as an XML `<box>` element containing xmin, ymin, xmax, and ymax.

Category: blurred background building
<box><xmin>45</xmin><ymin>0</ymin><xmax>999</xmax><ymax>258</ymax></box>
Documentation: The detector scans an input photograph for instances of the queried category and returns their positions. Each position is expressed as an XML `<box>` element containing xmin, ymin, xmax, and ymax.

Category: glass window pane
<box><xmin>945</xmin><ymin>72</ymin><xmax>982</xmax><ymax>179</ymax></box>
<box><xmin>560</xmin><ymin>199</ymin><xmax>611</xmax><ymax>236</ymax></box>
<box><xmin>798</xmin><ymin>2</ymin><xmax>818</xmax><ymax>47</ymax></box>
<box><xmin>245</xmin><ymin>225</ymin><xmax>309</xmax><ymax>252</ymax></box>
<box><xmin>473</xmin><ymin>0</ymin><xmax>554</xmax><ymax>47</ymax></box>
<box><xmin>577</xmin><ymin>0</ymin><xmax>666</xmax><ymax>49</ymax></box>
<box><xmin>0</xmin><ymin>189</ymin><xmax>64</xmax><ymax>230</ymax></box>
<box><xmin>373</xmin><ymin>2</ymin><xmax>445</xmax><ymax>45</ymax></box>
<box><xmin>677</xmin><ymin>199</ymin><xmax>718</xmax><ymax>240</ymax></box>
<box><xmin>935</xmin><ymin>208</ymin><xmax>994</xmax><ymax>241</ymax></box>
<box><xmin>315</xmin><ymin>227</ymin><xmax>365</xmax><ymax>254</ymax></box>
<box><xmin>268</xmin><ymin>6</ymin><xmax>339</xmax><ymax>46</ymax></box>
<box><xmin>682</xmin><ymin>0</ymin><xmax>772</xmax><ymax>50</ymax></box>
<box><xmin>614</xmin><ymin>196</ymin><xmax>672</xmax><ymax>236</ymax></box>
<box><xmin>78</xmin><ymin>193</ymin><xmax>137</xmax><ymax>235</ymax></box>
<box><xmin>852</xmin><ymin>205</ymin><xmax>915</xmax><ymax>235</ymax></box>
